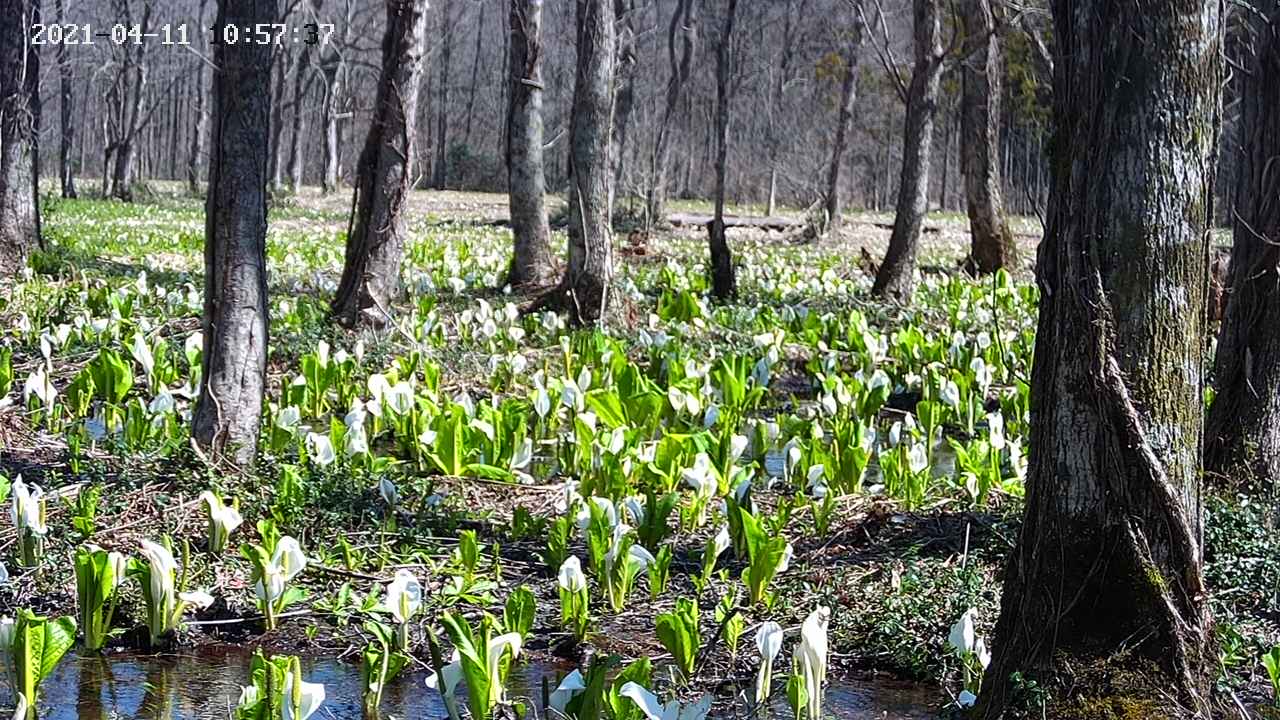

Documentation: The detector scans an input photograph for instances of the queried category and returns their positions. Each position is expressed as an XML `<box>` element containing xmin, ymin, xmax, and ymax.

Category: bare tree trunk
<box><xmin>765</xmin><ymin>0</ymin><xmax>802</xmax><ymax>218</ymax></box>
<box><xmin>55</xmin><ymin>0</ymin><xmax>77</xmax><ymax>198</ymax></box>
<box><xmin>320</xmin><ymin>59</ymin><xmax>341</xmax><ymax>194</ymax></box>
<box><xmin>433</xmin><ymin>0</ymin><xmax>454</xmax><ymax>189</ymax></box>
<box><xmin>112</xmin><ymin>0</ymin><xmax>151</xmax><ymax>201</ymax></box>
<box><xmin>707</xmin><ymin>0</ymin><xmax>738</xmax><ymax>299</ymax></box>
<box><xmin>646</xmin><ymin>0</ymin><xmax>698</xmax><ymax>225</ymax></box>
<box><xmin>1205</xmin><ymin>0</ymin><xmax>1280</xmax><ymax>491</ymax></box>
<box><xmin>959</xmin><ymin>0</ymin><xmax>1016</xmax><ymax>273</ymax></box>
<box><xmin>0</xmin><ymin>0</ymin><xmax>40</xmax><ymax>275</ymax></box>
<box><xmin>463</xmin><ymin>0</ymin><xmax>484</xmax><ymax>145</ymax></box>
<box><xmin>976</xmin><ymin>0</ymin><xmax>1222</xmax><ymax>715</ymax></box>
<box><xmin>287</xmin><ymin>43</ymin><xmax>313</xmax><ymax>192</ymax></box>
<box><xmin>332</xmin><ymin>0</ymin><xmax>428</xmax><ymax>326</ymax></box>
<box><xmin>824</xmin><ymin>18</ymin><xmax>863</xmax><ymax>233</ymax></box>
<box><xmin>872</xmin><ymin>0</ymin><xmax>942</xmax><ymax>302</ymax></box>
<box><xmin>505</xmin><ymin>0</ymin><xmax>556</xmax><ymax>287</ymax></box>
<box><xmin>193</xmin><ymin>0</ymin><xmax>276</xmax><ymax>468</ymax></box>
<box><xmin>611</xmin><ymin>0</ymin><xmax>637</xmax><ymax>200</ymax></box>
<box><xmin>269</xmin><ymin>53</ymin><xmax>287</xmax><ymax>193</ymax></box>
<box><xmin>188</xmin><ymin>0</ymin><xmax>209</xmax><ymax>195</ymax></box>
<box><xmin>541</xmin><ymin>0</ymin><xmax>615</xmax><ymax>325</ymax></box>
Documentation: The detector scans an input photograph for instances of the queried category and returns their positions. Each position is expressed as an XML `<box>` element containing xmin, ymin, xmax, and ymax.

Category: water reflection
<box><xmin>21</xmin><ymin>647</ymin><xmax>939</xmax><ymax>719</ymax></box>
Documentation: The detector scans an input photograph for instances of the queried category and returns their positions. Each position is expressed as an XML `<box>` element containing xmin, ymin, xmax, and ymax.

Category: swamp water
<box><xmin>22</xmin><ymin>647</ymin><xmax>941</xmax><ymax>719</ymax></box>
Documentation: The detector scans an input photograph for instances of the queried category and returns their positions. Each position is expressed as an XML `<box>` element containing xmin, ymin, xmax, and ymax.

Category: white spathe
<box><xmin>281</xmin><ymin>671</ymin><xmax>326</xmax><ymax>720</ymax></box>
<box><xmin>383</xmin><ymin>569</ymin><xmax>422</xmax><ymax>624</ymax></box>
<box><xmin>754</xmin><ymin>621</ymin><xmax>785</xmax><ymax>703</ymax></box>
<box><xmin>798</xmin><ymin>607</ymin><xmax>830</xmax><ymax>720</ymax></box>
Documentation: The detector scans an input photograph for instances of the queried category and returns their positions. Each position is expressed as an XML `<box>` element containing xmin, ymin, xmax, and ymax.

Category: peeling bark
<box><xmin>332</xmin><ymin>0</ymin><xmax>429</xmax><ymax>327</ymax></box>
<box><xmin>1205</xmin><ymin>0</ymin><xmax>1280</xmax><ymax>491</ymax></box>
<box><xmin>976</xmin><ymin>0</ymin><xmax>1222</xmax><ymax>716</ymax></box>
<box><xmin>192</xmin><ymin>0</ymin><xmax>276</xmax><ymax>468</ymax></box>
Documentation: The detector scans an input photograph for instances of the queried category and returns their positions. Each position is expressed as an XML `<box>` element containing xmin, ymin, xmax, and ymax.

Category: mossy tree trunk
<box><xmin>707</xmin><ymin>0</ymin><xmax>738</xmax><ymax>300</ymax></box>
<box><xmin>976</xmin><ymin>1</ymin><xmax>1222</xmax><ymax>716</ymax></box>
<box><xmin>544</xmin><ymin>0</ymin><xmax>615</xmax><ymax>325</ymax></box>
<box><xmin>505</xmin><ymin>0</ymin><xmax>556</xmax><ymax>287</ymax></box>
<box><xmin>193</xmin><ymin>0</ymin><xmax>276</xmax><ymax>468</ymax></box>
<box><xmin>1205</xmin><ymin>0</ymin><xmax>1280</xmax><ymax>491</ymax></box>
<box><xmin>332</xmin><ymin>0</ymin><xmax>428</xmax><ymax>327</ymax></box>
<box><xmin>958</xmin><ymin>0</ymin><xmax>1016</xmax><ymax>273</ymax></box>
<box><xmin>871</xmin><ymin>0</ymin><xmax>942</xmax><ymax>303</ymax></box>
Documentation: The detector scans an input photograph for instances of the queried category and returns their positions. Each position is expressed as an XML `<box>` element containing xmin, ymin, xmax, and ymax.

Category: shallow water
<box><xmin>27</xmin><ymin>648</ymin><xmax>940</xmax><ymax>719</ymax></box>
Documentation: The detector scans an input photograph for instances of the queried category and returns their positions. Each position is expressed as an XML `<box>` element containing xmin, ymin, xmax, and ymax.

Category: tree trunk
<box><xmin>824</xmin><ymin>22</ymin><xmax>862</xmax><ymax>233</ymax></box>
<box><xmin>611</xmin><ymin>0</ymin><xmax>637</xmax><ymax>201</ymax></box>
<box><xmin>542</xmin><ymin>0</ymin><xmax>615</xmax><ymax>325</ymax></box>
<box><xmin>0</xmin><ymin>0</ymin><xmax>40</xmax><ymax>275</ymax></box>
<box><xmin>463</xmin><ymin>0</ymin><xmax>483</xmax><ymax>145</ymax></box>
<box><xmin>192</xmin><ymin>0</ymin><xmax>276</xmax><ymax>468</ymax></box>
<box><xmin>188</xmin><ymin>0</ymin><xmax>209</xmax><ymax>195</ymax></box>
<box><xmin>319</xmin><ymin>47</ymin><xmax>342</xmax><ymax>194</ymax></box>
<box><xmin>959</xmin><ymin>0</ymin><xmax>1016</xmax><ymax>274</ymax></box>
<box><xmin>872</xmin><ymin>0</ymin><xmax>942</xmax><ymax>302</ymax></box>
<box><xmin>286</xmin><ymin>44</ymin><xmax>312</xmax><ymax>192</ymax></box>
<box><xmin>269</xmin><ymin>53</ymin><xmax>287</xmax><ymax>193</ymax></box>
<box><xmin>55</xmin><ymin>0</ymin><xmax>77</xmax><ymax>198</ymax></box>
<box><xmin>504</xmin><ymin>0</ymin><xmax>556</xmax><ymax>287</ymax></box>
<box><xmin>976</xmin><ymin>0</ymin><xmax>1222</xmax><ymax>716</ymax></box>
<box><xmin>707</xmin><ymin>0</ymin><xmax>738</xmax><ymax>299</ymax></box>
<box><xmin>432</xmin><ymin>0</ymin><xmax>453</xmax><ymax>189</ymax></box>
<box><xmin>332</xmin><ymin>0</ymin><xmax>428</xmax><ymax>326</ymax></box>
<box><xmin>646</xmin><ymin>0</ymin><xmax>697</xmax><ymax>226</ymax></box>
<box><xmin>1205</xmin><ymin>0</ymin><xmax>1280</xmax><ymax>491</ymax></box>
<box><xmin>112</xmin><ymin>1</ymin><xmax>151</xmax><ymax>202</ymax></box>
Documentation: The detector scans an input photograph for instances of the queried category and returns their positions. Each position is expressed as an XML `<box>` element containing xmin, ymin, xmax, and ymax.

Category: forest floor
<box><xmin>0</xmin><ymin>184</ymin><xmax>1274</xmax><ymax>719</ymax></box>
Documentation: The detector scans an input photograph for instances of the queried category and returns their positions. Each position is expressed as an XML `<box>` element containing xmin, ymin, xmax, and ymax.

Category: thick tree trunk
<box><xmin>976</xmin><ymin>1</ymin><xmax>1222</xmax><ymax>716</ymax></box>
<box><xmin>646</xmin><ymin>0</ymin><xmax>697</xmax><ymax>225</ymax></box>
<box><xmin>542</xmin><ymin>0</ymin><xmax>615</xmax><ymax>325</ymax></box>
<box><xmin>871</xmin><ymin>0</ymin><xmax>942</xmax><ymax>302</ymax></box>
<box><xmin>505</xmin><ymin>0</ymin><xmax>556</xmax><ymax>287</ymax></box>
<box><xmin>286</xmin><ymin>44</ymin><xmax>312</xmax><ymax>192</ymax></box>
<box><xmin>55</xmin><ymin>0</ymin><xmax>77</xmax><ymax>198</ymax></box>
<box><xmin>332</xmin><ymin>0</ymin><xmax>428</xmax><ymax>326</ymax></box>
<box><xmin>707</xmin><ymin>0</ymin><xmax>738</xmax><ymax>299</ymax></box>
<box><xmin>824</xmin><ymin>24</ymin><xmax>862</xmax><ymax>233</ymax></box>
<box><xmin>432</xmin><ymin>0</ymin><xmax>453</xmax><ymax>189</ymax></box>
<box><xmin>0</xmin><ymin>0</ymin><xmax>40</xmax><ymax>275</ymax></box>
<box><xmin>1205</xmin><ymin>1</ymin><xmax>1280</xmax><ymax>491</ymax></box>
<box><xmin>959</xmin><ymin>0</ymin><xmax>1016</xmax><ymax>274</ymax></box>
<box><xmin>192</xmin><ymin>0</ymin><xmax>276</xmax><ymax>468</ymax></box>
